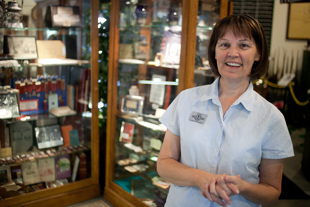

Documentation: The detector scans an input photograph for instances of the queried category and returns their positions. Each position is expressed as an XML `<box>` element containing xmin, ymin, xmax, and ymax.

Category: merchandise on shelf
<box><xmin>11</xmin><ymin>75</ymin><xmax>67</xmax><ymax>115</ymax></box>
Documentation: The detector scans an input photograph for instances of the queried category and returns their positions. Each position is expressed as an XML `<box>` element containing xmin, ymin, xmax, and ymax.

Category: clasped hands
<box><xmin>201</xmin><ymin>173</ymin><xmax>242</xmax><ymax>207</ymax></box>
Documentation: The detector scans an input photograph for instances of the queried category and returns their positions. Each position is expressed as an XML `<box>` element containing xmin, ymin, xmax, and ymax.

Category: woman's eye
<box><xmin>220</xmin><ymin>43</ymin><xmax>229</xmax><ymax>47</ymax></box>
<box><xmin>240</xmin><ymin>44</ymin><xmax>249</xmax><ymax>48</ymax></box>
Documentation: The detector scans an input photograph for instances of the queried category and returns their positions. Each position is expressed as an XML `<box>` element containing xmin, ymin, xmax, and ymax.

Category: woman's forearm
<box><xmin>239</xmin><ymin>181</ymin><xmax>281</xmax><ymax>205</ymax></box>
<box><xmin>157</xmin><ymin>157</ymin><xmax>215</xmax><ymax>188</ymax></box>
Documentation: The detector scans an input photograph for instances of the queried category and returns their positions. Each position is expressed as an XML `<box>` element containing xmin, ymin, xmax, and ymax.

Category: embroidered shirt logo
<box><xmin>189</xmin><ymin>111</ymin><xmax>207</xmax><ymax>124</ymax></box>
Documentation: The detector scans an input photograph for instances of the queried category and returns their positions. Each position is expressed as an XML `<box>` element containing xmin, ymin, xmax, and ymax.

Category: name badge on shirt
<box><xmin>189</xmin><ymin>111</ymin><xmax>207</xmax><ymax>124</ymax></box>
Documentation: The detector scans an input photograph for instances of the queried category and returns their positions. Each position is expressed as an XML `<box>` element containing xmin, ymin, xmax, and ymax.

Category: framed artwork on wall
<box><xmin>287</xmin><ymin>3</ymin><xmax>310</xmax><ymax>40</ymax></box>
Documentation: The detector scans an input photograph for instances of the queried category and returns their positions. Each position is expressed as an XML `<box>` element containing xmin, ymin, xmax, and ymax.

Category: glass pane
<box><xmin>0</xmin><ymin>0</ymin><xmax>92</xmax><ymax>200</ymax></box>
<box><xmin>114</xmin><ymin>0</ymin><xmax>182</xmax><ymax>204</ymax></box>
<box><xmin>194</xmin><ymin>0</ymin><xmax>221</xmax><ymax>87</ymax></box>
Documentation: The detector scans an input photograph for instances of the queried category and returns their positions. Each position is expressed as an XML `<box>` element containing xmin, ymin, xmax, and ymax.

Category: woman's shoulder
<box><xmin>252</xmin><ymin>90</ymin><xmax>284</xmax><ymax>118</ymax></box>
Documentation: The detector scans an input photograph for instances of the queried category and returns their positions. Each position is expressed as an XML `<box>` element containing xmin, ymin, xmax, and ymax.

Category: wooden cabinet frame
<box><xmin>0</xmin><ymin>0</ymin><xmax>100</xmax><ymax>206</ymax></box>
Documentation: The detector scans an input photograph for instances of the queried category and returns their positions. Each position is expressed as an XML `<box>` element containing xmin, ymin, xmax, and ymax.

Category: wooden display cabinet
<box><xmin>0</xmin><ymin>0</ymin><xmax>100</xmax><ymax>206</ymax></box>
<box><xmin>105</xmin><ymin>0</ymin><xmax>231</xmax><ymax>206</ymax></box>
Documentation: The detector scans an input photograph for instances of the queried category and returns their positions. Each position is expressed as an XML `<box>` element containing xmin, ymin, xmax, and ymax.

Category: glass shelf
<box><xmin>0</xmin><ymin>26</ymin><xmax>89</xmax><ymax>32</ymax></box>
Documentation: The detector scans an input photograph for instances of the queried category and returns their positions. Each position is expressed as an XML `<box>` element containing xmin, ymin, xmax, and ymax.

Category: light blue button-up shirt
<box><xmin>159</xmin><ymin>78</ymin><xmax>294</xmax><ymax>207</ymax></box>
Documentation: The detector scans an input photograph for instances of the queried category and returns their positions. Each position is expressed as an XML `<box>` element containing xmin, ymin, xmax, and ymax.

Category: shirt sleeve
<box><xmin>262</xmin><ymin>109</ymin><xmax>294</xmax><ymax>159</ymax></box>
<box><xmin>159</xmin><ymin>92</ymin><xmax>182</xmax><ymax>136</ymax></box>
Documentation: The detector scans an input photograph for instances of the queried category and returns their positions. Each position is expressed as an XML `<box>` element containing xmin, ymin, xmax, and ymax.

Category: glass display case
<box><xmin>105</xmin><ymin>0</ymin><xmax>230</xmax><ymax>206</ymax></box>
<box><xmin>0</xmin><ymin>0</ymin><xmax>100</xmax><ymax>206</ymax></box>
<box><xmin>194</xmin><ymin>0</ymin><xmax>223</xmax><ymax>87</ymax></box>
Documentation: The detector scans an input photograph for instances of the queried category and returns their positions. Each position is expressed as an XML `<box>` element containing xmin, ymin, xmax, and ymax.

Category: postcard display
<box><xmin>105</xmin><ymin>0</ymin><xmax>228</xmax><ymax>206</ymax></box>
<box><xmin>0</xmin><ymin>0</ymin><xmax>100</xmax><ymax>205</ymax></box>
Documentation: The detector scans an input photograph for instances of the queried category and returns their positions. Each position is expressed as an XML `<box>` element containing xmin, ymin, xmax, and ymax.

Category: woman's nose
<box><xmin>227</xmin><ymin>46</ymin><xmax>240</xmax><ymax>57</ymax></box>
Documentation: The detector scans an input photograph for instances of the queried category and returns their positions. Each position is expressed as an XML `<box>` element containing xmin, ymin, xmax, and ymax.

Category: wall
<box><xmin>269</xmin><ymin>0</ymin><xmax>308</xmax><ymax>81</ymax></box>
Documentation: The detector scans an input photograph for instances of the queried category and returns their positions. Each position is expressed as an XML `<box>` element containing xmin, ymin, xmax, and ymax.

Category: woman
<box><xmin>157</xmin><ymin>14</ymin><xmax>294</xmax><ymax>207</ymax></box>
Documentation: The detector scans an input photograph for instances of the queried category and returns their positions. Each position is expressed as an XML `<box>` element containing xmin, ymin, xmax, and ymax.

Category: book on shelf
<box><xmin>67</xmin><ymin>84</ymin><xmax>75</xmax><ymax>110</ymax></box>
<box><xmin>55</xmin><ymin>154</ymin><xmax>71</xmax><ymax>180</ymax></box>
<box><xmin>63</xmin><ymin>115</ymin><xmax>85</xmax><ymax>144</ymax></box>
<box><xmin>75</xmin><ymin>85</ymin><xmax>79</xmax><ymax>111</ymax></box>
<box><xmin>9</xmin><ymin>121</ymin><xmax>33</xmax><ymax>155</ymax></box>
<box><xmin>78</xmin><ymin>152</ymin><xmax>87</xmax><ymax>180</ymax></box>
<box><xmin>49</xmin><ymin>106</ymin><xmax>76</xmax><ymax>117</ymax></box>
<box><xmin>0</xmin><ymin>121</ymin><xmax>6</xmax><ymax>149</ymax></box>
<box><xmin>71</xmin><ymin>154</ymin><xmax>80</xmax><ymax>182</ymax></box>
<box><xmin>69</xmin><ymin>129</ymin><xmax>79</xmax><ymax>146</ymax></box>
<box><xmin>38</xmin><ymin>157</ymin><xmax>56</xmax><ymax>182</ymax></box>
<box><xmin>61</xmin><ymin>125</ymin><xmax>73</xmax><ymax>147</ymax></box>
<box><xmin>0</xmin><ymin>121</ymin><xmax>10</xmax><ymax>149</ymax></box>
<box><xmin>22</xmin><ymin>161</ymin><xmax>41</xmax><ymax>185</ymax></box>
<box><xmin>77</xmin><ymin>68</ymin><xmax>91</xmax><ymax>113</ymax></box>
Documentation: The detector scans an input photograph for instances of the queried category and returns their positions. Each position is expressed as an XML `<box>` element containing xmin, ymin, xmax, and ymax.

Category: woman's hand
<box><xmin>201</xmin><ymin>174</ymin><xmax>241</xmax><ymax>206</ymax></box>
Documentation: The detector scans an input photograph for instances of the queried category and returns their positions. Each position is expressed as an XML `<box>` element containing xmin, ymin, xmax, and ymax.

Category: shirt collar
<box><xmin>202</xmin><ymin>77</ymin><xmax>255</xmax><ymax>112</ymax></box>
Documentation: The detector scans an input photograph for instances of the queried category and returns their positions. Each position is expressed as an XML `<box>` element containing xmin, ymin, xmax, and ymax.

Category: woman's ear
<box><xmin>255</xmin><ymin>53</ymin><xmax>261</xmax><ymax>61</ymax></box>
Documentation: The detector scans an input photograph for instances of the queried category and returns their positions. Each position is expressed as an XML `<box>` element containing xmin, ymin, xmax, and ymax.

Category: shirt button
<box><xmin>215</xmin><ymin>148</ymin><xmax>219</xmax><ymax>152</ymax></box>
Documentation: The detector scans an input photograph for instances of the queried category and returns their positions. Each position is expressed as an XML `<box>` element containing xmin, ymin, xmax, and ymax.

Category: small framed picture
<box><xmin>121</xmin><ymin>95</ymin><xmax>144</xmax><ymax>115</ymax></box>
<box><xmin>0</xmin><ymin>92</ymin><xmax>20</xmax><ymax>119</ymax></box>
<box><xmin>4</xmin><ymin>36</ymin><xmax>38</xmax><ymax>60</ymax></box>
<box><xmin>0</xmin><ymin>165</ymin><xmax>12</xmax><ymax>185</ymax></box>
<box><xmin>35</xmin><ymin>125</ymin><xmax>64</xmax><ymax>149</ymax></box>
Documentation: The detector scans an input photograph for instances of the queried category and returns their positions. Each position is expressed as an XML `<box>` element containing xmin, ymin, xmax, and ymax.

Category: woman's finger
<box><xmin>227</xmin><ymin>183</ymin><xmax>240</xmax><ymax>195</ymax></box>
<box><xmin>217</xmin><ymin>174</ymin><xmax>232</xmax><ymax>195</ymax></box>
<box><xmin>210</xmin><ymin>177</ymin><xmax>219</xmax><ymax>198</ymax></box>
<box><xmin>216</xmin><ymin>185</ymin><xmax>232</xmax><ymax>205</ymax></box>
<box><xmin>201</xmin><ymin>184</ymin><xmax>213</xmax><ymax>202</ymax></box>
<box><xmin>210</xmin><ymin>178</ymin><xmax>228</xmax><ymax>206</ymax></box>
<box><xmin>225</xmin><ymin>175</ymin><xmax>240</xmax><ymax>194</ymax></box>
<box><xmin>210</xmin><ymin>194</ymin><xmax>228</xmax><ymax>207</ymax></box>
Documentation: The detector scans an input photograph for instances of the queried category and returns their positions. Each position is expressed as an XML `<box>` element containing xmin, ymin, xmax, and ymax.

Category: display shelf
<box><xmin>0</xmin><ymin>61</ymin><xmax>90</xmax><ymax>68</ymax></box>
<box><xmin>0</xmin><ymin>0</ymin><xmax>100</xmax><ymax>206</ymax></box>
<box><xmin>119</xmin><ymin>24</ymin><xmax>215</xmax><ymax>30</ymax></box>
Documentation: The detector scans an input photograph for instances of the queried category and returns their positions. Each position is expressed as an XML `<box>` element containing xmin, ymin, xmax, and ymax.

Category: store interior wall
<box><xmin>270</xmin><ymin>0</ymin><xmax>308</xmax><ymax>82</ymax></box>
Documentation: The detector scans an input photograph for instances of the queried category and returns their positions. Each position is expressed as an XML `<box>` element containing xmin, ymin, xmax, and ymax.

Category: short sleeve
<box><xmin>159</xmin><ymin>93</ymin><xmax>182</xmax><ymax>136</ymax></box>
<box><xmin>262</xmin><ymin>110</ymin><xmax>294</xmax><ymax>159</ymax></box>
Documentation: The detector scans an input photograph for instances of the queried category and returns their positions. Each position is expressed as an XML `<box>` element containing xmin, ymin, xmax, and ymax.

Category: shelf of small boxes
<box><xmin>0</xmin><ymin>144</ymin><xmax>90</xmax><ymax>200</ymax></box>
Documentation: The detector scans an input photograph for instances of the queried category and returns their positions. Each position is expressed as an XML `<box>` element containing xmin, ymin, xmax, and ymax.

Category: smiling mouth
<box><xmin>226</xmin><ymin>62</ymin><xmax>242</xmax><ymax>67</ymax></box>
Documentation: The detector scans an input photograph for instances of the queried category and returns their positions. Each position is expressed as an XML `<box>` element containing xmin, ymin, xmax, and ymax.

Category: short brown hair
<box><xmin>208</xmin><ymin>14</ymin><xmax>269</xmax><ymax>79</ymax></box>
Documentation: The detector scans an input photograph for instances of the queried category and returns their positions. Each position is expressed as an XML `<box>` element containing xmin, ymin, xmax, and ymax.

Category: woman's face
<box><xmin>215</xmin><ymin>30</ymin><xmax>260</xmax><ymax>82</ymax></box>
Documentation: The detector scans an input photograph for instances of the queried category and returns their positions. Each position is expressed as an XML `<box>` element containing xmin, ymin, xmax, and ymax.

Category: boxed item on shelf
<box><xmin>11</xmin><ymin>75</ymin><xmax>67</xmax><ymax>115</ymax></box>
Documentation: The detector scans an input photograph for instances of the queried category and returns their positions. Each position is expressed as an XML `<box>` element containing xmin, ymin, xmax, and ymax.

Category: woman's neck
<box><xmin>218</xmin><ymin>77</ymin><xmax>250</xmax><ymax>99</ymax></box>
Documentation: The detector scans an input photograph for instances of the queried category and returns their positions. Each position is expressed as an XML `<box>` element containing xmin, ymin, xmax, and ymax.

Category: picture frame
<box><xmin>4</xmin><ymin>36</ymin><xmax>38</xmax><ymax>60</ymax></box>
<box><xmin>121</xmin><ymin>95</ymin><xmax>144</xmax><ymax>115</ymax></box>
<box><xmin>287</xmin><ymin>3</ymin><xmax>310</xmax><ymax>40</ymax></box>
<box><xmin>34</xmin><ymin>125</ymin><xmax>64</xmax><ymax>149</ymax></box>
<box><xmin>0</xmin><ymin>92</ymin><xmax>20</xmax><ymax>119</ymax></box>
